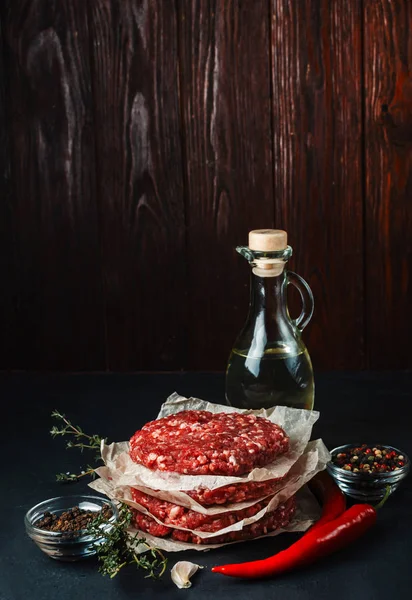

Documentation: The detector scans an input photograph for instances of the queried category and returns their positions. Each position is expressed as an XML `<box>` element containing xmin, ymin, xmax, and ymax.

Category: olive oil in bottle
<box><xmin>226</xmin><ymin>344</ymin><xmax>314</xmax><ymax>410</ymax></box>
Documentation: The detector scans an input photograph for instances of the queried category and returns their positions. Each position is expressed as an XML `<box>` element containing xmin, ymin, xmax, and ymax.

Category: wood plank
<box><xmin>0</xmin><ymin>0</ymin><xmax>105</xmax><ymax>370</ymax></box>
<box><xmin>0</xmin><ymin>20</ymin><xmax>14</xmax><ymax>369</ymax></box>
<box><xmin>88</xmin><ymin>0</ymin><xmax>187</xmax><ymax>370</ymax></box>
<box><xmin>270</xmin><ymin>0</ymin><xmax>364</xmax><ymax>369</ymax></box>
<box><xmin>364</xmin><ymin>0</ymin><xmax>412</xmax><ymax>369</ymax></box>
<box><xmin>178</xmin><ymin>0</ymin><xmax>275</xmax><ymax>370</ymax></box>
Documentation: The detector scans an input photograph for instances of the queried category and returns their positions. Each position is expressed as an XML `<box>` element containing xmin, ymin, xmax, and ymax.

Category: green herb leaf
<box><xmin>86</xmin><ymin>503</ymin><xmax>168</xmax><ymax>579</ymax></box>
<box><xmin>51</xmin><ymin>411</ymin><xmax>167</xmax><ymax>580</ymax></box>
<box><xmin>51</xmin><ymin>410</ymin><xmax>104</xmax><ymax>481</ymax></box>
<box><xmin>55</xmin><ymin>472</ymin><xmax>79</xmax><ymax>483</ymax></box>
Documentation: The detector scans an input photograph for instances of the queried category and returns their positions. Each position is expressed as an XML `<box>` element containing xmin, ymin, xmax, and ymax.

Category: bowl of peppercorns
<box><xmin>327</xmin><ymin>444</ymin><xmax>410</xmax><ymax>502</ymax></box>
<box><xmin>25</xmin><ymin>495</ymin><xmax>118</xmax><ymax>561</ymax></box>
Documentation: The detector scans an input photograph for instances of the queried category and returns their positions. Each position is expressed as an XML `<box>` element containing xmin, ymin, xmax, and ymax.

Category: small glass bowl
<box><xmin>25</xmin><ymin>495</ymin><xmax>118</xmax><ymax>562</ymax></box>
<box><xmin>327</xmin><ymin>444</ymin><xmax>410</xmax><ymax>502</ymax></box>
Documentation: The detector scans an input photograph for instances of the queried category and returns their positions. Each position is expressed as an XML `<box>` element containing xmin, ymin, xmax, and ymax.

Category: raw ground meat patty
<box><xmin>187</xmin><ymin>477</ymin><xmax>283</xmax><ymax>506</ymax></box>
<box><xmin>130</xmin><ymin>487</ymin><xmax>273</xmax><ymax>532</ymax></box>
<box><xmin>132</xmin><ymin>496</ymin><xmax>296</xmax><ymax>545</ymax></box>
<box><xmin>129</xmin><ymin>410</ymin><xmax>289</xmax><ymax>476</ymax></box>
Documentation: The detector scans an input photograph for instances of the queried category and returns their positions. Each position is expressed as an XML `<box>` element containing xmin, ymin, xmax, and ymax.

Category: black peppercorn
<box><xmin>35</xmin><ymin>504</ymin><xmax>113</xmax><ymax>533</ymax></box>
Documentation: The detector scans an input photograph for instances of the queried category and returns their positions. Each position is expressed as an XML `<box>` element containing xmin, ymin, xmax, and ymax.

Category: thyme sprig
<box><xmin>50</xmin><ymin>410</ymin><xmax>105</xmax><ymax>481</ymax></box>
<box><xmin>55</xmin><ymin>466</ymin><xmax>96</xmax><ymax>483</ymax></box>
<box><xmin>51</xmin><ymin>409</ymin><xmax>104</xmax><ymax>455</ymax></box>
<box><xmin>50</xmin><ymin>409</ymin><xmax>167</xmax><ymax>580</ymax></box>
<box><xmin>87</xmin><ymin>503</ymin><xmax>168</xmax><ymax>579</ymax></box>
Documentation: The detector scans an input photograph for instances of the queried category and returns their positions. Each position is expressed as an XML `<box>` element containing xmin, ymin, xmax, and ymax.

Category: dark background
<box><xmin>1</xmin><ymin>0</ymin><xmax>411</xmax><ymax>373</ymax></box>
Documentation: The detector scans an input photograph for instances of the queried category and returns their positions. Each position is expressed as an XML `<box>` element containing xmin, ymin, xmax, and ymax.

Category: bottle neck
<box><xmin>245</xmin><ymin>269</ymin><xmax>290</xmax><ymax>356</ymax></box>
<box><xmin>250</xmin><ymin>270</ymin><xmax>286</xmax><ymax>317</ymax></box>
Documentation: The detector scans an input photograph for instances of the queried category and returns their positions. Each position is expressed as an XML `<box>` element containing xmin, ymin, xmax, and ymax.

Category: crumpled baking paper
<box><xmin>90</xmin><ymin>439</ymin><xmax>329</xmax><ymax>531</ymax></box>
<box><xmin>89</xmin><ymin>392</ymin><xmax>329</xmax><ymax>550</ymax></box>
<box><xmin>123</xmin><ymin>486</ymin><xmax>321</xmax><ymax>552</ymax></box>
<box><xmin>92</xmin><ymin>393</ymin><xmax>321</xmax><ymax>495</ymax></box>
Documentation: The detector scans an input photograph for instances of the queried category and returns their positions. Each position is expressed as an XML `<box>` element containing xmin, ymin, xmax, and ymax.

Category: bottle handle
<box><xmin>286</xmin><ymin>271</ymin><xmax>314</xmax><ymax>332</ymax></box>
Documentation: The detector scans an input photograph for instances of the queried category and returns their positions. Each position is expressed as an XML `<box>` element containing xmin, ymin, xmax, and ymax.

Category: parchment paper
<box><xmin>90</xmin><ymin>439</ymin><xmax>330</xmax><ymax>518</ymax></box>
<box><xmin>89</xmin><ymin>392</ymin><xmax>328</xmax><ymax>550</ymax></box>
<box><xmin>93</xmin><ymin>393</ymin><xmax>320</xmax><ymax>494</ymax></box>
<box><xmin>126</xmin><ymin>486</ymin><xmax>321</xmax><ymax>553</ymax></box>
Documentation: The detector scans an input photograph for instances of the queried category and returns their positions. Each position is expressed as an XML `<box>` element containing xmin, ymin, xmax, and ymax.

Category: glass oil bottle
<box><xmin>226</xmin><ymin>229</ymin><xmax>315</xmax><ymax>410</ymax></box>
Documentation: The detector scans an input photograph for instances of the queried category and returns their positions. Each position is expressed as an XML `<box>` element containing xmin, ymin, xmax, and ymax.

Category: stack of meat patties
<box><xmin>128</xmin><ymin>409</ymin><xmax>296</xmax><ymax>545</ymax></box>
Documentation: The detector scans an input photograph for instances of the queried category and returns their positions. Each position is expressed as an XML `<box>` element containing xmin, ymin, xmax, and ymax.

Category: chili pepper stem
<box><xmin>373</xmin><ymin>485</ymin><xmax>391</xmax><ymax>510</ymax></box>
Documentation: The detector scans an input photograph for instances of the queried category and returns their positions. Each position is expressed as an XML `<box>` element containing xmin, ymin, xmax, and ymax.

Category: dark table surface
<box><xmin>1</xmin><ymin>371</ymin><xmax>412</xmax><ymax>600</ymax></box>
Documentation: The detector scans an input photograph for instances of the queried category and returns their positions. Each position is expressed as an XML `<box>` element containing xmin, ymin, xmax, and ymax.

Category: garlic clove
<box><xmin>171</xmin><ymin>561</ymin><xmax>203</xmax><ymax>589</ymax></box>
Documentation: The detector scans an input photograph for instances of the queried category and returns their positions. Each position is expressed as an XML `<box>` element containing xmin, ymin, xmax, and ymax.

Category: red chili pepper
<box><xmin>211</xmin><ymin>504</ymin><xmax>376</xmax><ymax>579</ymax></box>
<box><xmin>307</xmin><ymin>471</ymin><xmax>346</xmax><ymax>531</ymax></box>
<box><xmin>212</xmin><ymin>483</ymin><xmax>390</xmax><ymax>580</ymax></box>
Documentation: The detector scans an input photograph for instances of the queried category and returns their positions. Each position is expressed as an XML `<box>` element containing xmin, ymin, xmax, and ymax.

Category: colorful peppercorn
<box><xmin>331</xmin><ymin>444</ymin><xmax>407</xmax><ymax>474</ymax></box>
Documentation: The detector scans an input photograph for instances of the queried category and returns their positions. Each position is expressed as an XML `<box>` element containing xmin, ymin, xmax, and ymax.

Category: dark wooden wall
<box><xmin>0</xmin><ymin>0</ymin><xmax>411</xmax><ymax>372</ymax></box>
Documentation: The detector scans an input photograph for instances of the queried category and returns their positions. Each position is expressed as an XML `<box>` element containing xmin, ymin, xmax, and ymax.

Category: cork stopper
<box><xmin>248</xmin><ymin>229</ymin><xmax>287</xmax><ymax>252</ymax></box>
<box><xmin>247</xmin><ymin>229</ymin><xmax>289</xmax><ymax>277</ymax></box>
